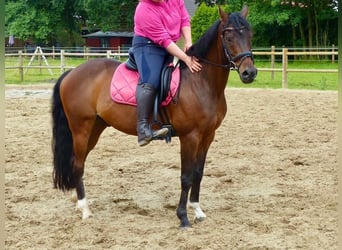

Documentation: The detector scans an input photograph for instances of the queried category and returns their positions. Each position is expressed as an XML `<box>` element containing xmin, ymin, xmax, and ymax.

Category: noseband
<box><xmin>198</xmin><ymin>25</ymin><xmax>254</xmax><ymax>72</ymax></box>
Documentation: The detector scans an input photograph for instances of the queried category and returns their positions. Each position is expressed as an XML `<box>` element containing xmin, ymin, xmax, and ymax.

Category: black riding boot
<box><xmin>136</xmin><ymin>83</ymin><xmax>168</xmax><ymax>146</ymax></box>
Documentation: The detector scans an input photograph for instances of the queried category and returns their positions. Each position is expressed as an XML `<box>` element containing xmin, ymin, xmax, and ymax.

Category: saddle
<box><xmin>125</xmin><ymin>48</ymin><xmax>179</xmax><ymax>105</ymax></box>
<box><xmin>125</xmin><ymin>48</ymin><xmax>180</xmax><ymax>142</ymax></box>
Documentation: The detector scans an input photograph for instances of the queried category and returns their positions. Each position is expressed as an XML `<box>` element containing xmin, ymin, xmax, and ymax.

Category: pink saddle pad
<box><xmin>110</xmin><ymin>63</ymin><xmax>180</xmax><ymax>106</ymax></box>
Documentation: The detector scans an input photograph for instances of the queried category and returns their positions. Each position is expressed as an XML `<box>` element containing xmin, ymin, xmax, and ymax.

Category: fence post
<box><xmin>52</xmin><ymin>46</ymin><xmax>55</xmax><ymax>60</ymax></box>
<box><xmin>106</xmin><ymin>50</ymin><xmax>111</xmax><ymax>58</ymax></box>
<box><xmin>332</xmin><ymin>44</ymin><xmax>335</xmax><ymax>63</ymax></box>
<box><xmin>38</xmin><ymin>51</ymin><xmax>42</xmax><ymax>75</ymax></box>
<box><xmin>118</xmin><ymin>46</ymin><xmax>121</xmax><ymax>61</ymax></box>
<box><xmin>83</xmin><ymin>46</ymin><xmax>86</xmax><ymax>60</ymax></box>
<box><xmin>282</xmin><ymin>47</ymin><xmax>288</xmax><ymax>88</ymax></box>
<box><xmin>18</xmin><ymin>50</ymin><xmax>23</xmax><ymax>82</ymax></box>
<box><xmin>87</xmin><ymin>47</ymin><xmax>90</xmax><ymax>61</ymax></box>
<box><xmin>271</xmin><ymin>45</ymin><xmax>275</xmax><ymax>80</ymax></box>
<box><xmin>60</xmin><ymin>50</ymin><xmax>65</xmax><ymax>73</ymax></box>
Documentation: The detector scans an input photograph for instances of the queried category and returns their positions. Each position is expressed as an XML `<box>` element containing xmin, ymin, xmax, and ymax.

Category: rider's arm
<box><xmin>181</xmin><ymin>26</ymin><xmax>192</xmax><ymax>51</ymax></box>
<box><xmin>166</xmin><ymin>42</ymin><xmax>201</xmax><ymax>73</ymax></box>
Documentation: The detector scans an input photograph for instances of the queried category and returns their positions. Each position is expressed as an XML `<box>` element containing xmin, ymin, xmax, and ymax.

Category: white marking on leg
<box><xmin>76</xmin><ymin>198</ymin><xmax>93</xmax><ymax>219</ymax></box>
<box><xmin>189</xmin><ymin>202</ymin><xmax>206</xmax><ymax>221</ymax></box>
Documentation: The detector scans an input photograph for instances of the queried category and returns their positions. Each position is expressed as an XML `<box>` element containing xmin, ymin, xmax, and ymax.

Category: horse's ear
<box><xmin>240</xmin><ymin>5</ymin><xmax>248</xmax><ymax>18</ymax></box>
<box><xmin>218</xmin><ymin>6</ymin><xmax>228</xmax><ymax>23</ymax></box>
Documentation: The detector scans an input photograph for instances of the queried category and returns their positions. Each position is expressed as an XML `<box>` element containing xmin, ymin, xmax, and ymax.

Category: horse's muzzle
<box><xmin>240</xmin><ymin>66</ymin><xmax>258</xmax><ymax>84</ymax></box>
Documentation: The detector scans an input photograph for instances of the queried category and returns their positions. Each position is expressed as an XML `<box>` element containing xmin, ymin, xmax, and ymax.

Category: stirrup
<box><xmin>152</xmin><ymin>127</ymin><xmax>168</xmax><ymax>138</ymax></box>
<box><xmin>138</xmin><ymin>128</ymin><xmax>168</xmax><ymax>147</ymax></box>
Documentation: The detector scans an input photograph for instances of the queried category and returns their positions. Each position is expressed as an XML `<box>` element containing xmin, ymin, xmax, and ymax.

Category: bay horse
<box><xmin>52</xmin><ymin>6</ymin><xmax>257</xmax><ymax>228</ymax></box>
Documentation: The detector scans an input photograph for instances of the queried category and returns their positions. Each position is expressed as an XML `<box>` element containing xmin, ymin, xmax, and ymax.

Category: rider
<box><xmin>133</xmin><ymin>0</ymin><xmax>202</xmax><ymax>146</ymax></box>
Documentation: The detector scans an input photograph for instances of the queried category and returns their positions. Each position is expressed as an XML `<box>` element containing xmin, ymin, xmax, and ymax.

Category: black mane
<box><xmin>187</xmin><ymin>20</ymin><xmax>221</xmax><ymax>58</ymax></box>
<box><xmin>187</xmin><ymin>11</ymin><xmax>251</xmax><ymax>58</ymax></box>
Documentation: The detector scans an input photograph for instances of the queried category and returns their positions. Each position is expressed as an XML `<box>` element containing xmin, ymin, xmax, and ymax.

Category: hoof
<box><xmin>179</xmin><ymin>221</ymin><xmax>192</xmax><ymax>229</ymax></box>
<box><xmin>194</xmin><ymin>216</ymin><xmax>206</xmax><ymax>223</ymax></box>
<box><xmin>82</xmin><ymin>211</ymin><xmax>93</xmax><ymax>220</ymax></box>
<box><xmin>76</xmin><ymin>198</ymin><xmax>93</xmax><ymax>220</ymax></box>
<box><xmin>179</xmin><ymin>224</ymin><xmax>192</xmax><ymax>230</ymax></box>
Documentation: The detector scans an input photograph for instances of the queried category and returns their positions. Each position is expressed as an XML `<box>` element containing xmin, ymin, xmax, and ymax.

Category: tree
<box><xmin>195</xmin><ymin>0</ymin><xmax>226</xmax><ymax>6</ymax></box>
<box><xmin>5</xmin><ymin>0</ymin><xmax>337</xmax><ymax>48</ymax></box>
<box><xmin>191</xmin><ymin>2</ymin><xmax>245</xmax><ymax>42</ymax></box>
<box><xmin>244</xmin><ymin>0</ymin><xmax>338</xmax><ymax>47</ymax></box>
<box><xmin>5</xmin><ymin>0</ymin><xmax>58</xmax><ymax>44</ymax></box>
<box><xmin>5</xmin><ymin>0</ymin><xmax>88</xmax><ymax>46</ymax></box>
<box><xmin>192</xmin><ymin>0</ymin><xmax>338</xmax><ymax>47</ymax></box>
<box><xmin>84</xmin><ymin>0</ymin><xmax>138</xmax><ymax>32</ymax></box>
<box><xmin>5</xmin><ymin>0</ymin><xmax>138</xmax><ymax>46</ymax></box>
<box><xmin>191</xmin><ymin>4</ymin><xmax>222</xmax><ymax>42</ymax></box>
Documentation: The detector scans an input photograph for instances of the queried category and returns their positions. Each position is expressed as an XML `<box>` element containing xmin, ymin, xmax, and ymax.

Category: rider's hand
<box><xmin>185</xmin><ymin>56</ymin><xmax>202</xmax><ymax>73</ymax></box>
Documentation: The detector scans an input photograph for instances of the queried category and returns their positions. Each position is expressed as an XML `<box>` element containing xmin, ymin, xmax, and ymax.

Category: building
<box><xmin>83</xmin><ymin>31</ymin><xmax>134</xmax><ymax>51</ymax></box>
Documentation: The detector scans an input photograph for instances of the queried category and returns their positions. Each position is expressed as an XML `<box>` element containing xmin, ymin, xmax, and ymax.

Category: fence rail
<box><xmin>5</xmin><ymin>46</ymin><xmax>338</xmax><ymax>87</ymax></box>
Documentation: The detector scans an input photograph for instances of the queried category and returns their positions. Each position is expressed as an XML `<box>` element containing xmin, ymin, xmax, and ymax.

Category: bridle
<box><xmin>221</xmin><ymin>26</ymin><xmax>254</xmax><ymax>71</ymax></box>
<box><xmin>198</xmin><ymin>25</ymin><xmax>254</xmax><ymax>72</ymax></box>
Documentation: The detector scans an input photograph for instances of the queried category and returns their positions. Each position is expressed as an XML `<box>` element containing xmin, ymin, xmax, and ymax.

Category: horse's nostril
<box><xmin>240</xmin><ymin>67</ymin><xmax>257</xmax><ymax>83</ymax></box>
<box><xmin>243</xmin><ymin>68</ymin><xmax>257</xmax><ymax>78</ymax></box>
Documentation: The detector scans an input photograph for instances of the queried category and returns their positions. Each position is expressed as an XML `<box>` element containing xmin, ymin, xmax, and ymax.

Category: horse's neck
<box><xmin>202</xmin><ymin>38</ymin><xmax>230</xmax><ymax>93</ymax></box>
<box><xmin>209</xmin><ymin>35</ymin><xmax>229</xmax><ymax>68</ymax></box>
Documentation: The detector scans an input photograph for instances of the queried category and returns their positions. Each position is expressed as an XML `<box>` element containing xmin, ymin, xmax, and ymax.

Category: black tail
<box><xmin>52</xmin><ymin>70</ymin><xmax>76</xmax><ymax>191</ymax></box>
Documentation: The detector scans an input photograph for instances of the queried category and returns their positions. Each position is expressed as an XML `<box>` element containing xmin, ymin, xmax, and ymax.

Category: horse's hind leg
<box><xmin>74</xmin><ymin>177</ymin><xmax>92</xmax><ymax>219</ymax></box>
<box><xmin>72</xmin><ymin>117</ymin><xmax>107</xmax><ymax>219</ymax></box>
<box><xmin>72</xmin><ymin>131</ymin><xmax>92</xmax><ymax>219</ymax></box>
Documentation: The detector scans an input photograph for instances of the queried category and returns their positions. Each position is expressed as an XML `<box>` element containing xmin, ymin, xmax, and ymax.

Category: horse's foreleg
<box><xmin>189</xmin><ymin>155</ymin><xmax>207</xmax><ymax>223</ymax></box>
<box><xmin>177</xmin><ymin>164</ymin><xmax>206</xmax><ymax>227</ymax></box>
<box><xmin>177</xmin><ymin>169</ymin><xmax>193</xmax><ymax>228</ymax></box>
<box><xmin>177</xmin><ymin>135</ymin><xmax>200</xmax><ymax>228</ymax></box>
<box><xmin>177</xmin><ymin>162</ymin><xmax>207</xmax><ymax>226</ymax></box>
<box><xmin>188</xmin><ymin>202</ymin><xmax>206</xmax><ymax>222</ymax></box>
<box><xmin>189</xmin><ymin>135</ymin><xmax>214</xmax><ymax>223</ymax></box>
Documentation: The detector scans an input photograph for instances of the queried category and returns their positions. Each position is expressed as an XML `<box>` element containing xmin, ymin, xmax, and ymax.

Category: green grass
<box><xmin>227</xmin><ymin>69</ymin><xmax>338</xmax><ymax>90</ymax></box>
<box><xmin>227</xmin><ymin>60</ymin><xmax>338</xmax><ymax>90</ymax></box>
<box><xmin>5</xmin><ymin>56</ymin><xmax>338</xmax><ymax>90</ymax></box>
<box><xmin>4</xmin><ymin>56</ymin><xmax>121</xmax><ymax>85</ymax></box>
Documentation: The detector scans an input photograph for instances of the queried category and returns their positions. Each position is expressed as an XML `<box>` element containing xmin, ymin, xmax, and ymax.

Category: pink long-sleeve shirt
<box><xmin>134</xmin><ymin>0</ymin><xmax>191</xmax><ymax>48</ymax></box>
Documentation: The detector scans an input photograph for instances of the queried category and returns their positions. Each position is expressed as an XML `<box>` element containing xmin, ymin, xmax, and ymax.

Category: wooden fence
<box><xmin>5</xmin><ymin>48</ymin><xmax>129</xmax><ymax>82</ymax></box>
<box><xmin>253</xmin><ymin>46</ymin><xmax>338</xmax><ymax>88</ymax></box>
<box><xmin>5</xmin><ymin>46</ymin><xmax>338</xmax><ymax>88</ymax></box>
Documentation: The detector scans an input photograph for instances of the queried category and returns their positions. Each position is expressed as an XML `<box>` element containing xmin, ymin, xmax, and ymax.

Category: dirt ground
<box><xmin>5</xmin><ymin>84</ymin><xmax>337</xmax><ymax>249</ymax></box>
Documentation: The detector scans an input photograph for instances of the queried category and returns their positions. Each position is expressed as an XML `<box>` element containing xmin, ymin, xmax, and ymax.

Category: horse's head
<box><xmin>219</xmin><ymin>6</ymin><xmax>257</xmax><ymax>83</ymax></box>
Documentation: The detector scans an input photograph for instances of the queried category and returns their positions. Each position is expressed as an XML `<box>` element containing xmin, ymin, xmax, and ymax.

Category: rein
<box><xmin>198</xmin><ymin>25</ymin><xmax>253</xmax><ymax>72</ymax></box>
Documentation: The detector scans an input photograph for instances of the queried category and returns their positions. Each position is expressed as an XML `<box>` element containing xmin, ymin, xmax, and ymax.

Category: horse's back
<box><xmin>61</xmin><ymin>58</ymin><xmax>119</xmax><ymax>94</ymax></box>
<box><xmin>60</xmin><ymin>58</ymin><xmax>120</xmax><ymax>115</ymax></box>
<box><xmin>59</xmin><ymin>58</ymin><xmax>138</xmax><ymax>135</ymax></box>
